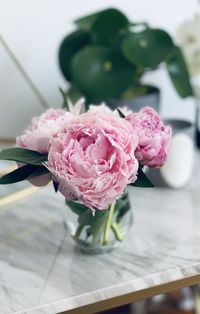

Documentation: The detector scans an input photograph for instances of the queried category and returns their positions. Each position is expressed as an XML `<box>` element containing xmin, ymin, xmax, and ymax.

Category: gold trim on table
<box><xmin>194</xmin><ymin>285</ymin><xmax>200</xmax><ymax>314</ymax></box>
<box><xmin>61</xmin><ymin>274</ymin><xmax>200</xmax><ymax>314</ymax></box>
<box><xmin>0</xmin><ymin>165</ymin><xmax>16</xmax><ymax>176</ymax></box>
<box><xmin>0</xmin><ymin>138</ymin><xmax>15</xmax><ymax>145</ymax></box>
<box><xmin>0</xmin><ymin>186</ymin><xmax>40</xmax><ymax>209</ymax></box>
<box><xmin>0</xmin><ymin>166</ymin><xmax>41</xmax><ymax>210</ymax></box>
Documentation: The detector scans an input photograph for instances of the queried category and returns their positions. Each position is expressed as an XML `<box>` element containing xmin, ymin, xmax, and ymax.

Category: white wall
<box><xmin>0</xmin><ymin>0</ymin><xmax>198</xmax><ymax>138</ymax></box>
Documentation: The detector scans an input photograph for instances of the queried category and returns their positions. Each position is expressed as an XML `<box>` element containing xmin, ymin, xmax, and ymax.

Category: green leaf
<box><xmin>166</xmin><ymin>47</ymin><xmax>194</xmax><ymax>98</ymax></box>
<box><xmin>122</xmin><ymin>29</ymin><xmax>174</xmax><ymax>68</ymax></box>
<box><xmin>65</xmin><ymin>199</ymin><xmax>88</xmax><ymax>215</ymax></box>
<box><xmin>71</xmin><ymin>46</ymin><xmax>136</xmax><ymax>103</ymax></box>
<box><xmin>58</xmin><ymin>30</ymin><xmax>90</xmax><ymax>82</ymax></box>
<box><xmin>130</xmin><ymin>166</ymin><xmax>154</xmax><ymax>188</ymax></box>
<box><xmin>78</xmin><ymin>209</ymin><xmax>94</xmax><ymax>226</ymax></box>
<box><xmin>114</xmin><ymin>190</ymin><xmax>131</xmax><ymax>223</ymax></box>
<box><xmin>53</xmin><ymin>181</ymin><xmax>59</xmax><ymax>193</ymax></box>
<box><xmin>66</xmin><ymin>199</ymin><xmax>108</xmax><ymax>243</ymax></box>
<box><xmin>0</xmin><ymin>148</ymin><xmax>48</xmax><ymax>165</ymax></box>
<box><xmin>0</xmin><ymin>165</ymin><xmax>48</xmax><ymax>184</ymax></box>
<box><xmin>117</xmin><ymin>108</ymin><xmax>125</xmax><ymax>118</ymax></box>
<box><xmin>91</xmin><ymin>8</ymin><xmax>129</xmax><ymax>48</ymax></box>
<box><xmin>28</xmin><ymin>166</ymin><xmax>49</xmax><ymax>178</ymax></box>
<box><xmin>74</xmin><ymin>11</ymin><xmax>102</xmax><ymax>31</ymax></box>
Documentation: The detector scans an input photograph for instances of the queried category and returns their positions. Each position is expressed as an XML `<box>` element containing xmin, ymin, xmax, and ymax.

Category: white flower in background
<box><xmin>88</xmin><ymin>103</ymin><xmax>114</xmax><ymax>115</ymax></box>
<box><xmin>89</xmin><ymin>103</ymin><xmax>133</xmax><ymax>117</ymax></box>
<box><xmin>68</xmin><ymin>97</ymin><xmax>85</xmax><ymax>115</ymax></box>
<box><xmin>177</xmin><ymin>14</ymin><xmax>200</xmax><ymax>77</ymax></box>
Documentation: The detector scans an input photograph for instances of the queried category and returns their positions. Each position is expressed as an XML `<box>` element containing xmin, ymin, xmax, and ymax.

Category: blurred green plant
<box><xmin>58</xmin><ymin>8</ymin><xmax>193</xmax><ymax>104</ymax></box>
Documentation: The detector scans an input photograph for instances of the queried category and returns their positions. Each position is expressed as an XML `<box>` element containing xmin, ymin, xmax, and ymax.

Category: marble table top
<box><xmin>0</xmin><ymin>154</ymin><xmax>200</xmax><ymax>314</ymax></box>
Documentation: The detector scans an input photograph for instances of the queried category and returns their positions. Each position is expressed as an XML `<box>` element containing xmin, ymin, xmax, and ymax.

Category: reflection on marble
<box><xmin>0</xmin><ymin>154</ymin><xmax>200</xmax><ymax>313</ymax></box>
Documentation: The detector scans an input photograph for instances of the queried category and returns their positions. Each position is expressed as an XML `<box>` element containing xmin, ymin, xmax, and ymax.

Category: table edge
<box><xmin>60</xmin><ymin>273</ymin><xmax>200</xmax><ymax>314</ymax></box>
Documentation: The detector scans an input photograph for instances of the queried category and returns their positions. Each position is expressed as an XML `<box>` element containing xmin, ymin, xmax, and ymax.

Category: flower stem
<box><xmin>111</xmin><ymin>222</ymin><xmax>123</xmax><ymax>241</ymax></box>
<box><xmin>102</xmin><ymin>202</ymin><xmax>115</xmax><ymax>246</ymax></box>
<box><xmin>74</xmin><ymin>225</ymin><xmax>84</xmax><ymax>240</ymax></box>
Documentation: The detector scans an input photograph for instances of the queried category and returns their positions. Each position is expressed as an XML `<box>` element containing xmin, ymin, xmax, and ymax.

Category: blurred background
<box><xmin>0</xmin><ymin>0</ymin><xmax>198</xmax><ymax>138</ymax></box>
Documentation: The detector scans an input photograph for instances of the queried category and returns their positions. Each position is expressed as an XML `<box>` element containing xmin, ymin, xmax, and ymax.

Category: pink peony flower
<box><xmin>16</xmin><ymin>109</ymin><xmax>74</xmax><ymax>154</ymax></box>
<box><xmin>126</xmin><ymin>107</ymin><xmax>172</xmax><ymax>168</ymax></box>
<box><xmin>47</xmin><ymin>111</ymin><xmax>139</xmax><ymax>210</ymax></box>
<box><xmin>16</xmin><ymin>109</ymin><xmax>73</xmax><ymax>187</ymax></box>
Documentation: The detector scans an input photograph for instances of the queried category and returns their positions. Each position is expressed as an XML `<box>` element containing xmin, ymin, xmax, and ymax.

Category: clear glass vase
<box><xmin>64</xmin><ymin>190</ymin><xmax>133</xmax><ymax>254</ymax></box>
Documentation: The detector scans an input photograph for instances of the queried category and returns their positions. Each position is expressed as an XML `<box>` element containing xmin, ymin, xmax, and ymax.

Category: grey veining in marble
<box><xmin>0</xmin><ymin>153</ymin><xmax>200</xmax><ymax>313</ymax></box>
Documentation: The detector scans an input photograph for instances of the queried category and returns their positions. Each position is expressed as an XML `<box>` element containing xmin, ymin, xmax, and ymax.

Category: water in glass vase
<box><xmin>64</xmin><ymin>190</ymin><xmax>133</xmax><ymax>254</ymax></box>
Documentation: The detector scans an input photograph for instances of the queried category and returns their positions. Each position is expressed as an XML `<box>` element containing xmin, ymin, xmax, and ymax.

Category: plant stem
<box><xmin>102</xmin><ymin>202</ymin><xmax>115</xmax><ymax>246</ymax></box>
<box><xmin>74</xmin><ymin>225</ymin><xmax>84</xmax><ymax>240</ymax></box>
<box><xmin>111</xmin><ymin>222</ymin><xmax>123</xmax><ymax>241</ymax></box>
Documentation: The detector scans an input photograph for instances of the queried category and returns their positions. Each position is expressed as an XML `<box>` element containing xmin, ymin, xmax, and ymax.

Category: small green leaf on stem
<box><xmin>117</xmin><ymin>108</ymin><xmax>125</xmax><ymax>118</ymax></box>
<box><xmin>130</xmin><ymin>166</ymin><xmax>154</xmax><ymax>188</ymax></box>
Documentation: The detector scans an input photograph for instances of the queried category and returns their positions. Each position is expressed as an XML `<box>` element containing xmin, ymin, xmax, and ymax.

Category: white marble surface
<box><xmin>0</xmin><ymin>154</ymin><xmax>200</xmax><ymax>314</ymax></box>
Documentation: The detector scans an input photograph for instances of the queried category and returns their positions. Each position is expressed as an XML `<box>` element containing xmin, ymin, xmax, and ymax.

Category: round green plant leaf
<box><xmin>74</xmin><ymin>11</ymin><xmax>102</xmax><ymax>31</ymax></box>
<box><xmin>91</xmin><ymin>8</ymin><xmax>129</xmax><ymax>47</ymax></box>
<box><xmin>58</xmin><ymin>30</ymin><xmax>90</xmax><ymax>81</ymax></box>
<box><xmin>122</xmin><ymin>29</ymin><xmax>174</xmax><ymax>68</ymax></box>
<box><xmin>166</xmin><ymin>47</ymin><xmax>193</xmax><ymax>98</ymax></box>
<box><xmin>71</xmin><ymin>46</ymin><xmax>135</xmax><ymax>102</ymax></box>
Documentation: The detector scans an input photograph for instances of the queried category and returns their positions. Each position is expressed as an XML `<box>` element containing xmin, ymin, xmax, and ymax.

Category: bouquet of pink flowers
<box><xmin>0</xmin><ymin>101</ymin><xmax>171</xmax><ymax>253</ymax></box>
